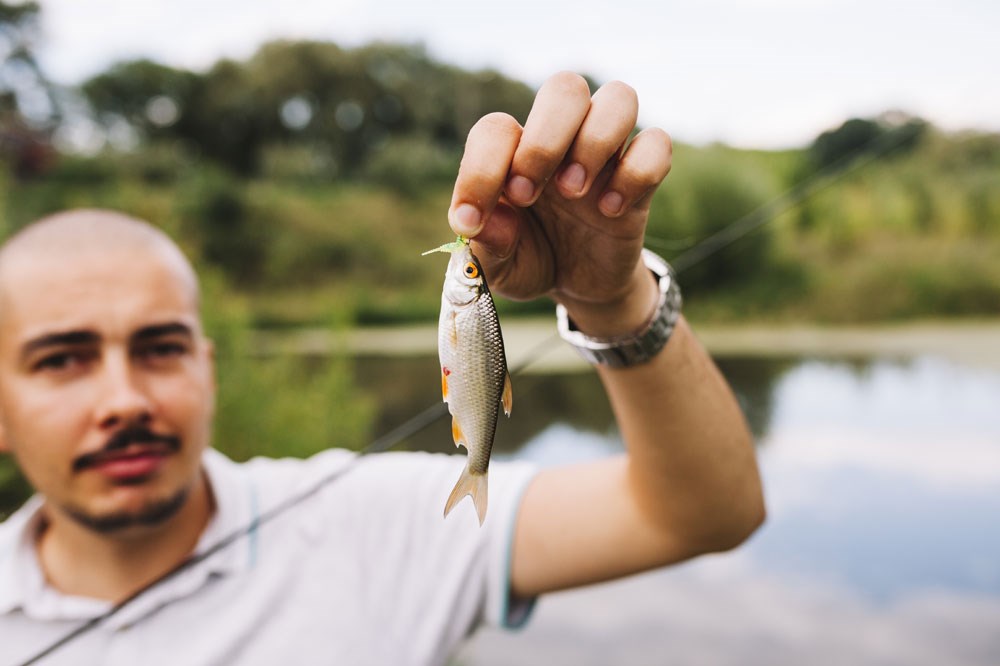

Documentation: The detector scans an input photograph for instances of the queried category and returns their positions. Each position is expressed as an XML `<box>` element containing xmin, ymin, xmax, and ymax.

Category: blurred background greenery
<box><xmin>1</xmin><ymin>1</ymin><xmax>998</xmax><ymax>513</ymax></box>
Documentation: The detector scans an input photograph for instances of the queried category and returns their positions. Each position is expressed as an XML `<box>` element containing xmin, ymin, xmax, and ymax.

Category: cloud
<box><xmin>457</xmin><ymin>556</ymin><xmax>1000</xmax><ymax>665</ymax></box>
<box><xmin>33</xmin><ymin>0</ymin><xmax>1000</xmax><ymax>148</ymax></box>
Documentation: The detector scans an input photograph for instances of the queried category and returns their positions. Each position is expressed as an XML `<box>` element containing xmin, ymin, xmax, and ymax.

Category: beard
<box><xmin>59</xmin><ymin>425</ymin><xmax>194</xmax><ymax>534</ymax></box>
<box><xmin>62</xmin><ymin>484</ymin><xmax>192</xmax><ymax>535</ymax></box>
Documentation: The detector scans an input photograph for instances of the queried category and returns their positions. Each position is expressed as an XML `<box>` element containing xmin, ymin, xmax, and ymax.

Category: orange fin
<box><xmin>501</xmin><ymin>372</ymin><xmax>512</xmax><ymax>416</ymax></box>
<box><xmin>441</xmin><ymin>368</ymin><xmax>449</xmax><ymax>402</ymax></box>
<box><xmin>444</xmin><ymin>466</ymin><xmax>488</xmax><ymax>526</ymax></box>
<box><xmin>451</xmin><ymin>416</ymin><xmax>466</xmax><ymax>449</ymax></box>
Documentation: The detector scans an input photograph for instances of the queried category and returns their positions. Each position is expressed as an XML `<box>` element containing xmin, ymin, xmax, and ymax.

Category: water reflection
<box><xmin>2</xmin><ymin>350</ymin><xmax>997</xmax><ymax>663</ymax></box>
<box><xmin>351</xmin><ymin>354</ymin><xmax>1000</xmax><ymax>665</ymax></box>
<box><xmin>353</xmin><ymin>355</ymin><xmax>616</xmax><ymax>457</ymax></box>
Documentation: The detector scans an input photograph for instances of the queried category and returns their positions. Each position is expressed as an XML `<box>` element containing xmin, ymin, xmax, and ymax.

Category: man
<box><xmin>0</xmin><ymin>72</ymin><xmax>764</xmax><ymax>665</ymax></box>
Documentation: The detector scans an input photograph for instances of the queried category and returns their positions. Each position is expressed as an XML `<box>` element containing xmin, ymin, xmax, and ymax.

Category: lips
<box><xmin>88</xmin><ymin>446</ymin><xmax>172</xmax><ymax>482</ymax></box>
<box><xmin>73</xmin><ymin>428</ymin><xmax>181</xmax><ymax>482</ymax></box>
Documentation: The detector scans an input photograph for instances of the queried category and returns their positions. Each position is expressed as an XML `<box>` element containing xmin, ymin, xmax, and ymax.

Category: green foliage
<box><xmin>361</xmin><ymin>134</ymin><xmax>460</xmax><ymax>197</ymax></box>
<box><xmin>4</xmin><ymin>34</ymin><xmax>1000</xmax><ymax>327</ymax></box>
<box><xmin>807</xmin><ymin>114</ymin><xmax>928</xmax><ymax>173</ymax></box>
<box><xmin>1</xmin><ymin>0</ymin><xmax>57</xmax><ymax>127</ymax></box>
<box><xmin>803</xmin><ymin>237</ymin><xmax>1000</xmax><ymax>321</ymax></box>
<box><xmin>649</xmin><ymin>144</ymin><xmax>781</xmax><ymax>295</ymax></box>
<box><xmin>0</xmin><ymin>456</ymin><xmax>31</xmax><ymax>519</ymax></box>
<box><xmin>201</xmin><ymin>272</ymin><xmax>376</xmax><ymax>460</ymax></box>
<box><xmin>810</xmin><ymin>117</ymin><xmax>884</xmax><ymax>169</ymax></box>
<box><xmin>81</xmin><ymin>60</ymin><xmax>200</xmax><ymax>137</ymax></box>
<box><xmin>79</xmin><ymin>40</ymin><xmax>535</xmax><ymax>178</ymax></box>
<box><xmin>177</xmin><ymin>167</ymin><xmax>271</xmax><ymax>286</ymax></box>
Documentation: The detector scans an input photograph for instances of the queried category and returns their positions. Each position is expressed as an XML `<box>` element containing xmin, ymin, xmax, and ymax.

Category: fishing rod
<box><xmin>12</xmin><ymin>123</ymin><xmax>916</xmax><ymax>665</ymax></box>
<box><xmin>12</xmin><ymin>334</ymin><xmax>560</xmax><ymax>666</ymax></box>
<box><xmin>660</xmin><ymin>122</ymin><xmax>921</xmax><ymax>273</ymax></box>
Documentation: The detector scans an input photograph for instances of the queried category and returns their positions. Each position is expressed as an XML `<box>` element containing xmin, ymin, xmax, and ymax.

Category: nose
<box><xmin>95</xmin><ymin>350</ymin><xmax>154</xmax><ymax>429</ymax></box>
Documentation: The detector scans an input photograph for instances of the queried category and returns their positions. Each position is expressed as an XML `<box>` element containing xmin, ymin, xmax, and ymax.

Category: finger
<box><xmin>505</xmin><ymin>71</ymin><xmax>592</xmax><ymax>206</ymax></box>
<box><xmin>597</xmin><ymin>127</ymin><xmax>672</xmax><ymax>217</ymax></box>
<box><xmin>473</xmin><ymin>203</ymin><xmax>521</xmax><ymax>263</ymax></box>
<box><xmin>554</xmin><ymin>80</ymin><xmax>639</xmax><ymax>200</ymax></box>
<box><xmin>450</xmin><ymin>112</ymin><xmax>522</xmax><ymax>237</ymax></box>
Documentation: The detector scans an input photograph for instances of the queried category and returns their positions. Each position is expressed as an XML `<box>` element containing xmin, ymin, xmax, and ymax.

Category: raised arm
<box><xmin>448</xmin><ymin>72</ymin><xmax>765</xmax><ymax>597</ymax></box>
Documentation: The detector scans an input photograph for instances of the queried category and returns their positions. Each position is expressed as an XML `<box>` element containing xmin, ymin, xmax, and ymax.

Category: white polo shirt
<box><xmin>0</xmin><ymin>449</ymin><xmax>537</xmax><ymax>666</ymax></box>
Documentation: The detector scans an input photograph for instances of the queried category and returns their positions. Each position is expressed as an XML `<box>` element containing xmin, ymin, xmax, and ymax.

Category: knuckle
<box><xmin>644</xmin><ymin>127</ymin><xmax>673</xmax><ymax>156</ymax></box>
<box><xmin>600</xmin><ymin>80</ymin><xmax>638</xmax><ymax>107</ymax></box>
<box><xmin>617</xmin><ymin>158</ymin><xmax>664</xmax><ymax>190</ymax></box>
<box><xmin>545</xmin><ymin>71</ymin><xmax>592</xmax><ymax>101</ymax></box>
<box><xmin>577</xmin><ymin>126</ymin><xmax>625</xmax><ymax>155</ymax></box>
<box><xmin>469</xmin><ymin>112</ymin><xmax>521</xmax><ymax>141</ymax></box>
<box><xmin>456</xmin><ymin>157</ymin><xmax>503</xmax><ymax>199</ymax></box>
<box><xmin>515</xmin><ymin>143</ymin><xmax>564</xmax><ymax>174</ymax></box>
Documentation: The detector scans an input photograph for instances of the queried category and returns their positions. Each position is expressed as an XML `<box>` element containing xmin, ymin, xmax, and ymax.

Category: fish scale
<box><xmin>427</xmin><ymin>239</ymin><xmax>512</xmax><ymax>526</ymax></box>
<box><xmin>443</xmin><ymin>290</ymin><xmax>506</xmax><ymax>469</ymax></box>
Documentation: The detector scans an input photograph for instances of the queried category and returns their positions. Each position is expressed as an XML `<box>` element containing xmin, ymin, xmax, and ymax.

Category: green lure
<box><xmin>421</xmin><ymin>235</ymin><xmax>469</xmax><ymax>256</ymax></box>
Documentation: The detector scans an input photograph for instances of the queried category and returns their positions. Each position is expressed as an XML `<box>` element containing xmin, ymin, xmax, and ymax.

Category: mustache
<box><xmin>73</xmin><ymin>427</ymin><xmax>181</xmax><ymax>472</ymax></box>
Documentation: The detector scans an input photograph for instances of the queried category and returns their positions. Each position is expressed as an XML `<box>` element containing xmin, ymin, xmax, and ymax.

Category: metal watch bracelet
<box><xmin>556</xmin><ymin>249</ymin><xmax>682</xmax><ymax>368</ymax></box>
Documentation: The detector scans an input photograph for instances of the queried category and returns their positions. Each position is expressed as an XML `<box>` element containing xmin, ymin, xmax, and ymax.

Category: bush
<box><xmin>200</xmin><ymin>270</ymin><xmax>376</xmax><ymax>460</ymax></box>
<box><xmin>178</xmin><ymin>167</ymin><xmax>271</xmax><ymax>286</ymax></box>
<box><xmin>361</xmin><ymin>135</ymin><xmax>459</xmax><ymax>198</ymax></box>
<box><xmin>658</xmin><ymin>147</ymin><xmax>777</xmax><ymax>295</ymax></box>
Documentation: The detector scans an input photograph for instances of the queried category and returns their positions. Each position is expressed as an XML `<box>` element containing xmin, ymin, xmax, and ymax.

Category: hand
<box><xmin>448</xmin><ymin>71</ymin><xmax>672</xmax><ymax>337</ymax></box>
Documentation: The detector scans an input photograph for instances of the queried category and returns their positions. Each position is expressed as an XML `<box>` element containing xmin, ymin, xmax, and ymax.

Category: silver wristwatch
<box><xmin>556</xmin><ymin>249</ymin><xmax>682</xmax><ymax>368</ymax></box>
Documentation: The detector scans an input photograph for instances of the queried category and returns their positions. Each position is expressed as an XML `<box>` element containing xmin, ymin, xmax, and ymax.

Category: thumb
<box><xmin>469</xmin><ymin>202</ymin><xmax>521</xmax><ymax>271</ymax></box>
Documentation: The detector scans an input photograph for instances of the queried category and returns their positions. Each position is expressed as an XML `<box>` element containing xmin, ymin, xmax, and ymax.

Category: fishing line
<box><xmin>658</xmin><ymin>124</ymin><xmax>921</xmax><ymax>274</ymax></box>
<box><xmin>13</xmin><ymin>123</ymin><xmax>915</xmax><ymax>665</ymax></box>
<box><xmin>12</xmin><ymin>326</ymin><xmax>562</xmax><ymax>666</ymax></box>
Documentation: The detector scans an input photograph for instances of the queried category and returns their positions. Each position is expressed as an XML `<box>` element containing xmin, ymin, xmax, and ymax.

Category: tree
<box><xmin>1</xmin><ymin>1</ymin><xmax>58</xmax><ymax>177</ymax></box>
<box><xmin>808</xmin><ymin>114</ymin><xmax>928</xmax><ymax>172</ymax></box>
<box><xmin>78</xmin><ymin>40</ymin><xmax>537</xmax><ymax>177</ymax></box>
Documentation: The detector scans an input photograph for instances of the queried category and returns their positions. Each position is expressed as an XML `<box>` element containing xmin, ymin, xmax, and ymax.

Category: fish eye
<box><xmin>464</xmin><ymin>262</ymin><xmax>479</xmax><ymax>279</ymax></box>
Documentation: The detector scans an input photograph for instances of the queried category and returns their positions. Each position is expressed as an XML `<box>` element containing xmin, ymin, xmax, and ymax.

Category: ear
<box><xmin>0</xmin><ymin>420</ymin><xmax>8</xmax><ymax>453</ymax></box>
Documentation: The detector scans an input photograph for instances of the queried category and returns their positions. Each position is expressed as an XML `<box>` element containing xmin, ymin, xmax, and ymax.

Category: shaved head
<box><xmin>0</xmin><ymin>209</ymin><xmax>200</xmax><ymax>319</ymax></box>
<box><xmin>0</xmin><ymin>208</ymin><xmax>216</xmax><ymax>541</ymax></box>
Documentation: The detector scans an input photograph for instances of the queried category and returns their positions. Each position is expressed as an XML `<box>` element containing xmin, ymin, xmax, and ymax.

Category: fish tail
<box><xmin>444</xmin><ymin>466</ymin><xmax>488</xmax><ymax>526</ymax></box>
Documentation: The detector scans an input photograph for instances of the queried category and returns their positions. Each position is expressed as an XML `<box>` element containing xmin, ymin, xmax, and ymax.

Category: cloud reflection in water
<box><xmin>458</xmin><ymin>355</ymin><xmax>1000</xmax><ymax>665</ymax></box>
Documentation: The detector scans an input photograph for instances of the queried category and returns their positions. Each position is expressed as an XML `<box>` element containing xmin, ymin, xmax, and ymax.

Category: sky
<box><xmin>31</xmin><ymin>0</ymin><xmax>1000</xmax><ymax>149</ymax></box>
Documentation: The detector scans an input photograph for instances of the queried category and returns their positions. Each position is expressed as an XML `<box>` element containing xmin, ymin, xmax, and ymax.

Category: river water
<box><xmin>1</xmin><ymin>347</ymin><xmax>997</xmax><ymax>664</ymax></box>
<box><xmin>351</xmin><ymin>352</ymin><xmax>1000</xmax><ymax>666</ymax></box>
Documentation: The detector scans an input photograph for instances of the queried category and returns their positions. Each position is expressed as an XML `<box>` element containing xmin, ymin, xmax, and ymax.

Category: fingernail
<box><xmin>506</xmin><ymin>175</ymin><xmax>535</xmax><ymax>204</ymax></box>
<box><xmin>558</xmin><ymin>163</ymin><xmax>586</xmax><ymax>195</ymax></box>
<box><xmin>451</xmin><ymin>203</ymin><xmax>482</xmax><ymax>236</ymax></box>
<box><xmin>600</xmin><ymin>191</ymin><xmax>624</xmax><ymax>216</ymax></box>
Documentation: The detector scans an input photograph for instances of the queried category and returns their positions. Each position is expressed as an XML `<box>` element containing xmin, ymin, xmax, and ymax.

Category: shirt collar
<box><xmin>0</xmin><ymin>448</ymin><xmax>259</xmax><ymax>620</ymax></box>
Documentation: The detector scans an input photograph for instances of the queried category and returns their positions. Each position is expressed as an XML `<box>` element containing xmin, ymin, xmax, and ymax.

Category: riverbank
<box><xmin>250</xmin><ymin>319</ymin><xmax>1000</xmax><ymax>373</ymax></box>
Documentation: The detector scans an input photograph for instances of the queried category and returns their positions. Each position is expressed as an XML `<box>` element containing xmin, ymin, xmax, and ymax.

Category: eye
<box><xmin>463</xmin><ymin>262</ymin><xmax>479</xmax><ymax>279</ymax></box>
<box><xmin>135</xmin><ymin>341</ymin><xmax>189</xmax><ymax>364</ymax></box>
<box><xmin>32</xmin><ymin>349</ymin><xmax>96</xmax><ymax>374</ymax></box>
<box><xmin>144</xmin><ymin>343</ymin><xmax>184</xmax><ymax>357</ymax></box>
<box><xmin>34</xmin><ymin>353</ymin><xmax>78</xmax><ymax>372</ymax></box>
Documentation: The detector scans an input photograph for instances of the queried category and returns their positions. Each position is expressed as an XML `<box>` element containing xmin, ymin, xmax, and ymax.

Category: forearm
<box><xmin>510</xmin><ymin>311</ymin><xmax>765</xmax><ymax>597</ymax></box>
<box><xmin>595</xmin><ymin>316</ymin><xmax>766</xmax><ymax>555</ymax></box>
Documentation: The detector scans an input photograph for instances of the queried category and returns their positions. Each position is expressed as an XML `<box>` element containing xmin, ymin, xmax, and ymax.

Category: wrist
<box><xmin>558</xmin><ymin>259</ymin><xmax>659</xmax><ymax>339</ymax></box>
<box><xmin>556</xmin><ymin>250</ymin><xmax>683</xmax><ymax>368</ymax></box>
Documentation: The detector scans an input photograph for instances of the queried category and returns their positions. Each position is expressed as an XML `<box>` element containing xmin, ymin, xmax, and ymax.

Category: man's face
<box><xmin>0</xmin><ymin>246</ymin><xmax>215</xmax><ymax>534</ymax></box>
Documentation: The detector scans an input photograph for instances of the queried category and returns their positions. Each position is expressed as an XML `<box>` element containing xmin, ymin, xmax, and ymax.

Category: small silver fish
<box><xmin>423</xmin><ymin>237</ymin><xmax>512</xmax><ymax>525</ymax></box>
